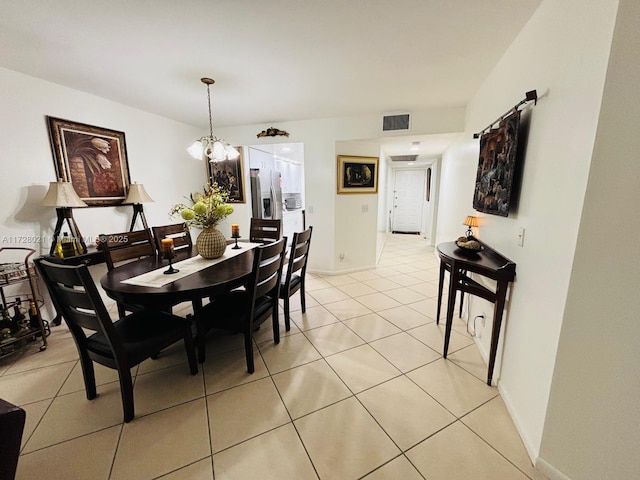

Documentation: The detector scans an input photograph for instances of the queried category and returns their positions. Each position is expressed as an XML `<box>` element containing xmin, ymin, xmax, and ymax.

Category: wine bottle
<box><xmin>61</xmin><ymin>232</ymin><xmax>77</xmax><ymax>258</ymax></box>
<box><xmin>28</xmin><ymin>301</ymin><xmax>41</xmax><ymax>330</ymax></box>
<box><xmin>12</xmin><ymin>297</ymin><xmax>25</xmax><ymax>323</ymax></box>
<box><xmin>0</xmin><ymin>304</ymin><xmax>11</xmax><ymax>331</ymax></box>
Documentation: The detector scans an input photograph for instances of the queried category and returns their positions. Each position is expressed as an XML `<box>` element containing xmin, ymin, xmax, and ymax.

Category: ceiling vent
<box><xmin>389</xmin><ymin>155</ymin><xmax>418</xmax><ymax>162</ymax></box>
<box><xmin>382</xmin><ymin>113</ymin><xmax>411</xmax><ymax>132</ymax></box>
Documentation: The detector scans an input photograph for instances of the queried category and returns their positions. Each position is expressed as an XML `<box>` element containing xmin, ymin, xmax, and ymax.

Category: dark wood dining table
<box><xmin>100</xmin><ymin>246</ymin><xmax>254</xmax><ymax>312</ymax></box>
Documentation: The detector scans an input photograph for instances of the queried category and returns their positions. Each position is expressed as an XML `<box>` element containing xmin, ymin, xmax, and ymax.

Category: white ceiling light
<box><xmin>187</xmin><ymin>78</ymin><xmax>239</xmax><ymax>163</ymax></box>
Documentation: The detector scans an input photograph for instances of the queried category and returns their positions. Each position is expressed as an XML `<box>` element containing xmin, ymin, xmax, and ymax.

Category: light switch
<box><xmin>517</xmin><ymin>227</ymin><xmax>525</xmax><ymax>247</ymax></box>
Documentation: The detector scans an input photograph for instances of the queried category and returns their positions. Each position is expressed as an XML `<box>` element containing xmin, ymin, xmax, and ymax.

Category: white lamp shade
<box><xmin>226</xmin><ymin>145</ymin><xmax>240</xmax><ymax>160</ymax></box>
<box><xmin>41</xmin><ymin>181</ymin><xmax>87</xmax><ymax>207</ymax></box>
<box><xmin>189</xmin><ymin>133</ymin><xmax>239</xmax><ymax>162</ymax></box>
<box><xmin>187</xmin><ymin>140</ymin><xmax>204</xmax><ymax>159</ymax></box>
<box><xmin>124</xmin><ymin>183</ymin><xmax>154</xmax><ymax>204</ymax></box>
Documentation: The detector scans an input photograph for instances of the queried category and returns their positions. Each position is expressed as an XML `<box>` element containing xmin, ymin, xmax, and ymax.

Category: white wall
<box><xmin>0</xmin><ymin>67</ymin><xmax>210</xmax><ymax>255</ymax></box>
<box><xmin>435</xmin><ymin>0</ymin><xmax>619</xmax><ymax>466</ymax></box>
<box><xmin>215</xmin><ymin>109</ymin><xmax>464</xmax><ymax>273</ymax></box>
<box><xmin>538</xmin><ymin>0</ymin><xmax>640</xmax><ymax>478</ymax></box>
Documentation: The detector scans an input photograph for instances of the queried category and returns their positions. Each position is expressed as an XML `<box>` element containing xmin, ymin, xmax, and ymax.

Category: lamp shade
<box><xmin>463</xmin><ymin>216</ymin><xmax>479</xmax><ymax>228</ymax></box>
<box><xmin>124</xmin><ymin>183</ymin><xmax>154</xmax><ymax>204</ymax></box>
<box><xmin>41</xmin><ymin>180</ymin><xmax>87</xmax><ymax>208</ymax></box>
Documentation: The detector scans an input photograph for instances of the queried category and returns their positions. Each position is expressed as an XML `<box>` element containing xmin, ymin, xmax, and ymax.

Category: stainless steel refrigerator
<box><xmin>250</xmin><ymin>168</ymin><xmax>283</xmax><ymax>220</ymax></box>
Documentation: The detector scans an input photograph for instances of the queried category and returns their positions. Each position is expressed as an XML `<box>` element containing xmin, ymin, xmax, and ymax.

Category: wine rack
<box><xmin>0</xmin><ymin>248</ymin><xmax>49</xmax><ymax>360</ymax></box>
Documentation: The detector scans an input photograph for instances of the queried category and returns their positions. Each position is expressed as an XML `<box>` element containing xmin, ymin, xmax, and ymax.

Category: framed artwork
<box><xmin>473</xmin><ymin>111</ymin><xmax>521</xmax><ymax>216</ymax></box>
<box><xmin>337</xmin><ymin>155</ymin><xmax>379</xmax><ymax>194</ymax></box>
<box><xmin>46</xmin><ymin>116</ymin><xmax>130</xmax><ymax>206</ymax></box>
<box><xmin>207</xmin><ymin>148</ymin><xmax>246</xmax><ymax>203</ymax></box>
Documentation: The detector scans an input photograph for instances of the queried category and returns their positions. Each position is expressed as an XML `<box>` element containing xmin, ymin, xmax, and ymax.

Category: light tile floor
<box><xmin>0</xmin><ymin>234</ymin><xmax>547</xmax><ymax>480</ymax></box>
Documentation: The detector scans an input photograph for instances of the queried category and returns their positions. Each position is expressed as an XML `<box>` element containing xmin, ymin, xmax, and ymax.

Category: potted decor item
<box><xmin>170</xmin><ymin>183</ymin><xmax>234</xmax><ymax>259</ymax></box>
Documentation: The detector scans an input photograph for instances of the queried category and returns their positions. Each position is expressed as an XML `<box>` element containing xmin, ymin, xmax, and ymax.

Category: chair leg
<box><xmin>184</xmin><ymin>316</ymin><xmax>198</xmax><ymax>375</ymax></box>
<box><xmin>195</xmin><ymin>316</ymin><xmax>207</xmax><ymax>364</ymax></box>
<box><xmin>116</xmin><ymin>366</ymin><xmax>135</xmax><ymax>423</ymax></box>
<box><xmin>272</xmin><ymin>305</ymin><xmax>280</xmax><ymax>344</ymax></box>
<box><xmin>244</xmin><ymin>332</ymin><xmax>254</xmax><ymax>374</ymax></box>
<box><xmin>78</xmin><ymin>352</ymin><xmax>97</xmax><ymax>400</ymax></box>
<box><xmin>300</xmin><ymin>283</ymin><xmax>306</xmax><ymax>313</ymax></box>
<box><xmin>283</xmin><ymin>296</ymin><xmax>291</xmax><ymax>332</ymax></box>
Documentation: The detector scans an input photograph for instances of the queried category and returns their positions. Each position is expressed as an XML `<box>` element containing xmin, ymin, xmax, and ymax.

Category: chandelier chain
<box><xmin>206</xmin><ymin>83</ymin><xmax>214</xmax><ymax>139</ymax></box>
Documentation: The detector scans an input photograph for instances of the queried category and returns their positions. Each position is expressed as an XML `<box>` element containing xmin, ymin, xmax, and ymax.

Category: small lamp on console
<box><xmin>42</xmin><ymin>179</ymin><xmax>88</xmax><ymax>255</ymax></box>
<box><xmin>124</xmin><ymin>182</ymin><xmax>154</xmax><ymax>231</ymax></box>
<box><xmin>463</xmin><ymin>216</ymin><xmax>479</xmax><ymax>238</ymax></box>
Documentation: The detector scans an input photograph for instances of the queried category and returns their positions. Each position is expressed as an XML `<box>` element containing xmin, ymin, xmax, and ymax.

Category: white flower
<box><xmin>96</xmin><ymin>153</ymin><xmax>111</xmax><ymax>169</ymax></box>
<box><xmin>91</xmin><ymin>138</ymin><xmax>111</xmax><ymax>154</ymax></box>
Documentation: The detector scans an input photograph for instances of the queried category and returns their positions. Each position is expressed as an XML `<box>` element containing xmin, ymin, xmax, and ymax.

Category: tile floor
<box><xmin>0</xmin><ymin>234</ymin><xmax>547</xmax><ymax>480</ymax></box>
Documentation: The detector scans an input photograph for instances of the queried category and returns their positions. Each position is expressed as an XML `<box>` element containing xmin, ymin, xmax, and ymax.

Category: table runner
<box><xmin>121</xmin><ymin>243</ymin><xmax>261</xmax><ymax>288</ymax></box>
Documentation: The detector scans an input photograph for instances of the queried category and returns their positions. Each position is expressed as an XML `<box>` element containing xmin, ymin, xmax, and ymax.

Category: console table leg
<box><xmin>436</xmin><ymin>263</ymin><xmax>446</xmax><ymax>325</ymax></box>
<box><xmin>487</xmin><ymin>281</ymin><xmax>508</xmax><ymax>385</ymax></box>
<box><xmin>443</xmin><ymin>266</ymin><xmax>459</xmax><ymax>358</ymax></box>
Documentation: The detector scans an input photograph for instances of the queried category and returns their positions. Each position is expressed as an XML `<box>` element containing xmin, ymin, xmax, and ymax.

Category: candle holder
<box><xmin>162</xmin><ymin>249</ymin><xmax>179</xmax><ymax>274</ymax></box>
<box><xmin>232</xmin><ymin>234</ymin><xmax>242</xmax><ymax>249</ymax></box>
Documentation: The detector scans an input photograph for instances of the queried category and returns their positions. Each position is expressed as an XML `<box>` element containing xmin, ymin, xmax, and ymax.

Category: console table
<box><xmin>436</xmin><ymin>238</ymin><xmax>516</xmax><ymax>385</ymax></box>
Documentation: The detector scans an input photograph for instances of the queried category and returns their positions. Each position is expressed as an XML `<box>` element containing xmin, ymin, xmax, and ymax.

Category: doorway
<box><xmin>391</xmin><ymin>169</ymin><xmax>427</xmax><ymax>234</ymax></box>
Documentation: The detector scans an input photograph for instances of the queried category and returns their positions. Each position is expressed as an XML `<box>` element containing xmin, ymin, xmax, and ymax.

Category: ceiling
<box><xmin>0</xmin><ymin>0</ymin><xmax>541</xmax><ymax>156</ymax></box>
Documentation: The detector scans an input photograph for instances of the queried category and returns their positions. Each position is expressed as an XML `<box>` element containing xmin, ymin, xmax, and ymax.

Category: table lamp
<box><xmin>124</xmin><ymin>182</ymin><xmax>154</xmax><ymax>231</ymax></box>
<box><xmin>463</xmin><ymin>216</ymin><xmax>479</xmax><ymax>237</ymax></box>
<box><xmin>41</xmin><ymin>179</ymin><xmax>88</xmax><ymax>255</ymax></box>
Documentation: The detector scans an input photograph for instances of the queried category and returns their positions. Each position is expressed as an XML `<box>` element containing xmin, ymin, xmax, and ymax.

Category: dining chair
<box><xmin>279</xmin><ymin>226</ymin><xmax>313</xmax><ymax>332</ymax></box>
<box><xmin>249</xmin><ymin>218</ymin><xmax>282</xmax><ymax>244</ymax></box>
<box><xmin>34</xmin><ymin>258</ymin><xmax>198</xmax><ymax>423</ymax></box>
<box><xmin>152</xmin><ymin>222</ymin><xmax>192</xmax><ymax>255</ymax></box>
<box><xmin>152</xmin><ymin>222</ymin><xmax>206</xmax><ymax>313</ymax></box>
<box><xmin>99</xmin><ymin>228</ymin><xmax>156</xmax><ymax>317</ymax></box>
<box><xmin>194</xmin><ymin>238</ymin><xmax>287</xmax><ymax>372</ymax></box>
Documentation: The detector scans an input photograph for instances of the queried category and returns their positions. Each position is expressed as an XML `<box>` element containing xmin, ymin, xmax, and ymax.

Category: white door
<box><xmin>392</xmin><ymin>169</ymin><xmax>426</xmax><ymax>233</ymax></box>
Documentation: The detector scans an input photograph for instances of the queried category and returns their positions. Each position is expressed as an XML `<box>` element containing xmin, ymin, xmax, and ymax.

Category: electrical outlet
<box><xmin>361</xmin><ymin>204</ymin><xmax>368</xmax><ymax>213</ymax></box>
<box><xmin>517</xmin><ymin>227</ymin><xmax>525</xmax><ymax>247</ymax></box>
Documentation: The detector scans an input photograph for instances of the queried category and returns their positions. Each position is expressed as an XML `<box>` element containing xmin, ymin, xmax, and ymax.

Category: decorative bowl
<box><xmin>455</xmin><ymin>239</ymin><xmax>483</xmax><ymax>254</ymax></box>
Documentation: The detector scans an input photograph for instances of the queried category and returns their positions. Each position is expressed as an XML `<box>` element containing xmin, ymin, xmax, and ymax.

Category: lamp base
<box><xmin>49</xmin><ymin>207</ymin><xmax>87</xmax><ymax>256</ymax></box>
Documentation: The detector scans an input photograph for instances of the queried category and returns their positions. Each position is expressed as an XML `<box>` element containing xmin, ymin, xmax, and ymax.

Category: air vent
<box><xmin>389</xmin><ymin>155</ymin><xmax>418</xmax><ymax>162</ymax></box>
<box><xmin>382</xmin><ymin>113</ymin><xmax>411</xmax><ymax>132</ymax></box>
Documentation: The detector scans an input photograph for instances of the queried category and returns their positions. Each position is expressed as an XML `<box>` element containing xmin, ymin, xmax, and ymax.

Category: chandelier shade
<box><xmin>187</xmin><ymin>78</ymin><xmax>239</xmax><ymax>162</ymax></box>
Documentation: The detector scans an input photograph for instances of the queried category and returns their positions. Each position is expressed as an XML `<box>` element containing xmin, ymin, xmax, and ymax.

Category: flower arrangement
<box><xmin>170</xmin><ymin>182</ymin><xmax>234</xmax><ymax>230</ymax></box>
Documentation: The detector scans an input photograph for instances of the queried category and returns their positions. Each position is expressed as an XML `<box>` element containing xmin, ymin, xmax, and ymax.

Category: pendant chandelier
<box><xmin>187</xmin><ymin>77</ymin><xmax>239</xmax><ymax>162</ymax></box>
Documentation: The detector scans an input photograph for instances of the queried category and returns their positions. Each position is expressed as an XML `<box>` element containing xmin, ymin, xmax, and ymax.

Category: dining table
<box><xmin>100</xmin><ymin>245</ymin><xmax>257</xmax><ymax>313</ymax></box>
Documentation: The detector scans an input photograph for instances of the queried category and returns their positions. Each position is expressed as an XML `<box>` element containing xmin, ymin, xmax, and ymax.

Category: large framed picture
<box><xmin>337</xmin><ymin>155</ymin><xmax>379</xmax><ymax>194</ymax></box>
<box><xmin>206</xmin><ymin>148</ymin><xmax>246</xmax><ymax>203</ymax></box>
<box><xmin>46</xmin><ymin>116</ymin><xmax>131</xmax><ymax>206</ymax></box>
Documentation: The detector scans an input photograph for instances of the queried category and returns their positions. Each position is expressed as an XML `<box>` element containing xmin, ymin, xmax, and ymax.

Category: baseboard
<box><xmin>536</xmin><ymin>457</ymin><xmax>573</xmax><ymax>480</ymax></box>
<box><xmin>497</xmin><ymin>384</ymin><xmax>540</xmax><ymax>466</ymax></box>
<box><xmin>308</xmin><ymin>265</ymin><xmax>376</xmax><ymax>276</ymax></box>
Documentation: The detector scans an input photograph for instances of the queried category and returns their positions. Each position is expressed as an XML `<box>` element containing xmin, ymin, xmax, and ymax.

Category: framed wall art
<box><xmin>206</xmin><ymin>148</ymin><xmax>246</xmax><ymax>203</ymax></box>
<box><xmin>473</xmin><ymin>111</ymin><xmax>521</xmax><ymax>216</ymax></box>
<box><xmin>337</xmin><ymin>155</ymin><xmax>379</xmax><ymax>194</ymax></box>
<box><xmin>46</xmin><ymin>116</ymin><xmax>131</xmax><ymax>206</ymax></box>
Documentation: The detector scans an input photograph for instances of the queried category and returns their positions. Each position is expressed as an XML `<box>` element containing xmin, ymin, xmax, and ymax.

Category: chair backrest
<box><xmin>99</xmin><ymin>229</ymin><xmax>156</xmax><ymax>271</ymax></box>
<box><xmin>34</xmin><ymin>258</ymin><xmax>124</xmax><ymax>362</ymax></box>
<box><xmin>249</xmin><ymin>218</ymin><xmax>282</xmax><ymax>244</ymax></box>
<box><xmin>246</xmin><ymin>238</ymin><xmax>287</xmax><ymax>312</ymax></box>
<box><xmin>152</xmin><ymin>223</ymin><xmax>192</xmax><ymax>255</ymax></box>
<box><xmin>283</xmin><ymin>226</ymin><xmax>313</xmax><ymax>288</ymax></box>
